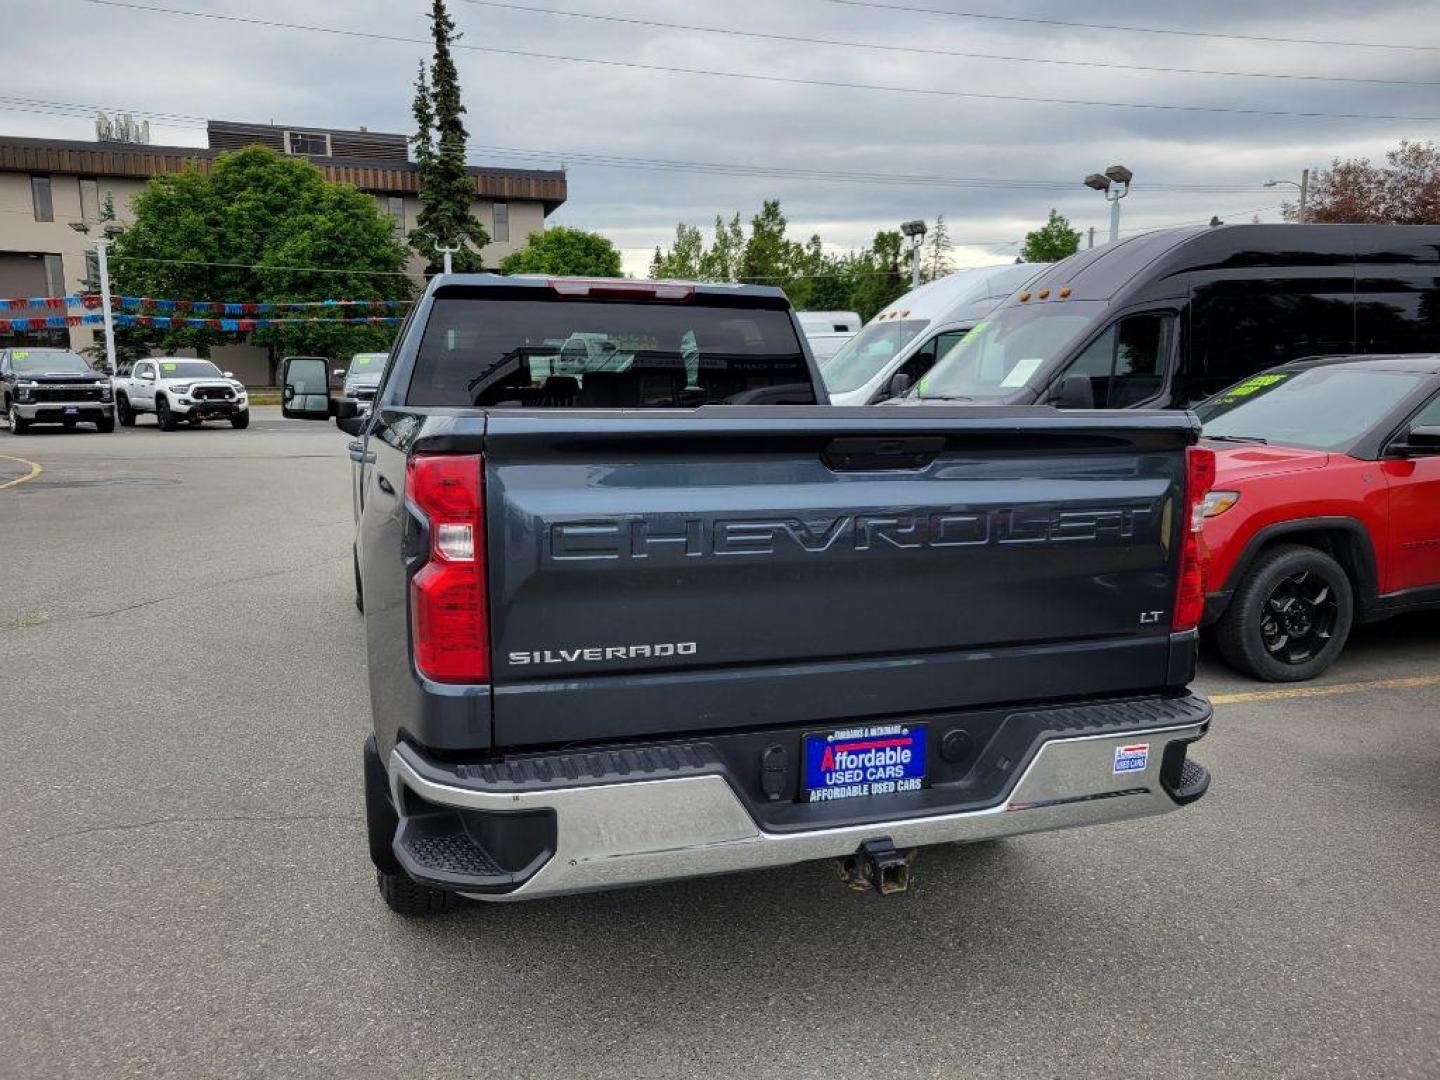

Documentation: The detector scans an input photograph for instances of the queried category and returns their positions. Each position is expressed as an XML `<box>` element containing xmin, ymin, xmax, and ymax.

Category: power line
<box><xmin>108</xmin><ymin>255</ymin><xmax>425</xmax><ymax>277</ymax></box>
<box><xmin>72</xmin><ymin>0</ymin><xmax>1440</xmax><ymax>123</ymax></box>
<box><xmin>0</xmin><ymin>95</ymin><xmax>1279</xmax><ymax>195</ymax></box>
<box><xmin>822</xmin><ymin>0</ymin><xmax>1440</xmax><ymax>53</ymax></box>
<box><xmin>455</xmin><ymin>0</ymin><xmax>1440</xmax><ymax>87</ymax></box>
<box><xmin>468</xmin><ymin>143</ymin><xmax>1271</xmax><ymax>194</ymax></box>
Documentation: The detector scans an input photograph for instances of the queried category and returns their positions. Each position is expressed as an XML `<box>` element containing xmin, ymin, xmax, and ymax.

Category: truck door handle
<box><xmin>348</xmin><ymin>440</ymin><xmax>375</xmax><ymax>464</ymax></box>
<box><xmin>822</xmin><ymin>436</ymin><xmax>946</xmax><ymax>471</ymax></box>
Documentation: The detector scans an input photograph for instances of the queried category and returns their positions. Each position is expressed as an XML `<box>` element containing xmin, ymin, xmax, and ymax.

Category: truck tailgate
<box><xmin>483</xmin><ymin>408</ymin><xmax>1195</xmax><ymax>748</ymax></box>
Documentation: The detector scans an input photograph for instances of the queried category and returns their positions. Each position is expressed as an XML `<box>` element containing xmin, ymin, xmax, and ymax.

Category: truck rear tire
<box><xmin>377</xmin><ymin>868</ymin><xmax>457</xmax><ymax>916</ymax></box>
<box><xmin>364</xmin><ymin>735</ymin><xmax>457</xmax><ymax>915</ymax></box>
<box><xmin>1215</xmin><ymin>543</ymin><xmax>1354</xmax><ymax>682</ymax></box>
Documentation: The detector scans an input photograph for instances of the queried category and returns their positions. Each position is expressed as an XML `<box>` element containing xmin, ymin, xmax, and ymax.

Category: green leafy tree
<box><xmin>1020</xmin><ymin>209</ymin><xmax>1082</xmax><ymax>263</ymax></box>
<box><xmin>648</xmin><ymin>203</ymin><xmax>909</xmax><ymax>319</ymax></box>
<box><xmin>699</xmin><ymin>213</ymin><xmax>746</xmax><ymax>281</ymax></box>
<box><xmin>847</xmin><ymin>230</ymin><xmax>909</xmax><ymax>320</ymax></box>
<box><xmin>499</xmin><ymin>226</ymin><xmax>622</xmax><ymax>277</ymax></box>
<box><xmin>109</xmin><ymin>146</ymin><xmax>412</xmax><ymax>382</ymax></box>
<box><xmin>740</xmin><ymin>200</ymin><xmax>798</xmax><ymax>286</ymax></box>
<box><xmin>651</xmin><ymin>221</ymin><xmax>705</xmax><ymax>279</ymax></box>
<box><xmin>410</xmin><ymin>0</ymin><xmax>488</xmax><ymax>272</ymax></box>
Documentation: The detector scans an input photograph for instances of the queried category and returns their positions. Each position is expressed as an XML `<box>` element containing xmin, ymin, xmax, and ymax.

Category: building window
<box><xmin>85</xmin><ymin>250</ymin><xmax>101</xmax><ymax>291</ymax></box>
<box><xmin>285</xmin><ymin>131</ymin><xmax>331</xmax><ymax>157</ymax></box>
<box><xmin>492</xmin><ymin>201</ymin><xmax>509</xmax><ymax>243</ymax></box>
<box><xmin>31</xmin><ymin>176</ymin><xmax>53</xmax><ymax>222</ymax></box>
<box><xmin>42</xmin><ymin>254</ymin><xmax>65</xmax><ymax>298</ymax></box>
<box><xmin>79</xmin><ymin>178</ymin><xmax>101</xmax><ymax>223</ymax></box>
<box><xmin>386</xmin><ymin>195</ymin><xmax>405</xmax><ymax>237</ymax></box>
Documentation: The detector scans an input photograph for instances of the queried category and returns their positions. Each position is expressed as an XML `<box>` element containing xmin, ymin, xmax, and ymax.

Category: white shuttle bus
<box><xmin>820</xmin><ymin>264</ymin><xmax>1045</xmax><ymax>406</ymax></box>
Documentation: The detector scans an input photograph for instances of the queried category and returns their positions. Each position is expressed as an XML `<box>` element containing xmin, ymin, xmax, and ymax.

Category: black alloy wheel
<box><xmin>1259</xmin><ymin>570</ymin><xmax>1340</xmax><ymax>665</ymax></box>
<box><xmin>1215</xmin><ymin>543</ymin><xmax>1354</xmax><ymax>682</ymax></box>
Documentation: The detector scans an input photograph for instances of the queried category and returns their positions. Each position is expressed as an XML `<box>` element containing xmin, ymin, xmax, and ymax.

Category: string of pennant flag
<box><xmin>114</xmin><ymin>314</ymin><xmax>404</xmax><ymax>330</ymax></box>
<box><xmin>0</xmin><ymin>313</ymin><xmax>107</xmax><ymax>332</ymax></box>
<box><xmin>0</xmin><ymin>293</ymin><xmax>414</xmax><ymax>314</ymax></box>
<box><xmin>0</xmin><ymin>312</ymin><xmax>404</xmax><ymax>332</ymax></box>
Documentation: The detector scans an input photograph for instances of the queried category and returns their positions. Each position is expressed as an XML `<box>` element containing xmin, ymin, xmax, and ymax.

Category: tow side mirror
<box><xmin>280</xmin><ymin>357</ymin><xmax>333</xmax><ymax>420</ymax></box>
<box><xmin>1053</xmin><ymin>374</ymin><xmax>1095</xmax><ymax>409</ymax></box>
<box><xmin>884</xmin><ymin>371</ymin><xmax>912</xmax><ymax>400</ymax></box>
<box><xmin>332</xmin><ymin>398</ymin><xmax>364</xmax><ymax>435</ymax></box>
<box><xmin>1395</xmin><ymin>424</ymin><xmax>1440</xmax><ymax>456</ymax></box>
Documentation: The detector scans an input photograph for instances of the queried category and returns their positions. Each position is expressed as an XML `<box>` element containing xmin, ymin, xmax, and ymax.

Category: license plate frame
<box><xmin>801</xmin><ymin>722</ymin><xmax>928</xmax><ymax>804</ymax></box>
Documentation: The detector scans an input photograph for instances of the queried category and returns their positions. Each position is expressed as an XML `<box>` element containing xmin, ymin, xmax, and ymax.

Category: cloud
<box><xmin>13</xmin><ymin>0</ymin><xmax>1439</xmax><ymax>275</ymax></box>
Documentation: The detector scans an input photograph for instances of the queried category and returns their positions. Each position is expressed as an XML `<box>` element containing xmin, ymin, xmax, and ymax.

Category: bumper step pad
<box><xmin>1164</xmin><ymin>756</ymin><xmax>1212</xmax><ymax>805</ymax></box>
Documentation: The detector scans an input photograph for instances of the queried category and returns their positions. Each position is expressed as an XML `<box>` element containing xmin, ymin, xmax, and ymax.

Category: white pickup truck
<box><xmin>113</xmin><ymin>358</ymin><xmax>250</xmax><ymax>430</ymax></box>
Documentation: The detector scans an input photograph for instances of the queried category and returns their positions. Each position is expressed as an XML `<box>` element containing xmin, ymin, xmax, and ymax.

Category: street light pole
<box><xmin>1084</xmin><ymin>165</ymin><xmax>1133</xmax><ymax>244</ymax></box>
<box><xmin>95</xmin><ymin>238</ymin><xmax>117</xmax><ymax>374</ymax></box>
<box><xmin>435</xmin><ymin>241</ymin><xmax>460</xmax><ymax>276</ymax></box>
<box><xmin>900</xmin><ymin>219</ymin><xmax>927</xmax><ymax>288</ymax></box>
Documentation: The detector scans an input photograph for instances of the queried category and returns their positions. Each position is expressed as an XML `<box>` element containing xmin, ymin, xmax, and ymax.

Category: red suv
<box><xmin>1197</xmin><ymin>356</ymin><xmax>1440</xmax><ymax>681</ymax></box>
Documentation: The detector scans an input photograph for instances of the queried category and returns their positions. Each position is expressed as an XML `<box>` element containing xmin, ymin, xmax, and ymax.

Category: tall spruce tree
<box><xmin>410</xmin><ymin>0</ymin><xmax>488</xmax><ymax>273</ymax></box>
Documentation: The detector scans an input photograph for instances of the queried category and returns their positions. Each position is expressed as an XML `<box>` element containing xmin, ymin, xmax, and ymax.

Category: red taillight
<box><xmin>408</xmin><ymin>454</ymin><xmax>489</xmax><ymax>683</ymax></box>
<box><xmin>1173</xmin><ymin>446</ymin><xmax>1216</xmax><ymax>632</ymax></box>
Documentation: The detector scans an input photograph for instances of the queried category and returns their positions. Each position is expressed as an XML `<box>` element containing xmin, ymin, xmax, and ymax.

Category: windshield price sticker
<box><xmin>804</xmin><ymin>724</ymin><xmax>926</xmax><ymax>803</ymax></box>
<box><xmin>1001</xmin><ymin>356</ymin><xmax>1046</xmax><ymax>388</ymax></box>
<box><xmin>1218</xmin><ymin>373</ymin><xmax>1289</xmax><ymax>401</ymax></box>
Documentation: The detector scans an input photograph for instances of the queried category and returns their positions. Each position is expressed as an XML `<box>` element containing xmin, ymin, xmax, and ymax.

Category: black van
<box><xmin>903</xmin><ymin>224</ymin><xmax>1440</xmax><ymax>409</ymax></box>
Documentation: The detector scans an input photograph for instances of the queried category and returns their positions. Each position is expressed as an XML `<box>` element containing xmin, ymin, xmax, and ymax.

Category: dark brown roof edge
<box><xmin>0</xmin><ymin>135</ymin><xmax>567</xmax><ymax>212</ymax></box>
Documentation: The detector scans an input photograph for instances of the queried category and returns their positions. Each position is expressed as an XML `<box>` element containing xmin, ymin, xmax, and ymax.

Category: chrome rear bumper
<box><xmin>388</xmin><ymin>707</ymin><xmax>1210</xmax><ymax>902</ymax></box>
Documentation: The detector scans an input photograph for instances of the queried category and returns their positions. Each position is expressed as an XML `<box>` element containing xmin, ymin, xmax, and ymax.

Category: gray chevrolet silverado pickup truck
<box><xmin>283</xmin><ymin>275</ymin><xmax>1214</xmax><ymax>915</ymax></box>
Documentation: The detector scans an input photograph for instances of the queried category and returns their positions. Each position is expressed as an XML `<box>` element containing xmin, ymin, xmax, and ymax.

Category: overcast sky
<box><xmin>13</xmin><ymin>0</ymin><xmax>1440</xmax><ymax>275</ymax></box>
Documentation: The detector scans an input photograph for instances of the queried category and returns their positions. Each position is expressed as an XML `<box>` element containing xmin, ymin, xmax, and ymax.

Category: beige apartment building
<box><xmin>0</xmin><ymin>119</ymin><xmax>567</xmax><ymax>383</ymax></box>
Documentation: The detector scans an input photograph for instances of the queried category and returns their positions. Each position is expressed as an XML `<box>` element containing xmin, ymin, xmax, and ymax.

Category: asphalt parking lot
<box><xmin>2</xmin><ymin>409</ymin><xmax>1437</xmax><ymax>1080</ymax></box>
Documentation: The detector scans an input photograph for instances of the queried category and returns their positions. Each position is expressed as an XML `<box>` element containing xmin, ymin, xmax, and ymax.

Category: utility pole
<box><xmin>1265</xmin><ymin>170</ymin><xmax>1310</xmax><ymax>223</ymax></box>
<box><xmin>1088</xmin><ymin>227</ymin><xmax>1095</xmax><ymax>249</ymax></box>
<box><xmin>95</xmin><ymin>238</ymin><xmax>117</xmax><ymax>374</ymax></box>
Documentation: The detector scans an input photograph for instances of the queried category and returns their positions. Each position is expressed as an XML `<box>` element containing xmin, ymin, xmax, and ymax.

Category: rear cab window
<box><xmin>408</xmin><ymin>288</ymin><xmax>816</xmax><ymax>408</ymax></box>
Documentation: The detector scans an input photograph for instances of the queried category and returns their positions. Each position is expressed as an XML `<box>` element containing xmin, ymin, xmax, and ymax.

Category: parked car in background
<box><xmin>113</xmin><ymin>358</ymin><xmax>249</xmax><ymax>430</ymax></box>
<box><xmin>797</xmin><ymin>310</ymin><xmax>862</xmax><ymax>362</ymax></box>
<box><xmin>281</xmin><ymin>273</ymin><xmax>1212</xmax><ymax>916</ymax></box>
<box><xmin>1196</xmin><ymin>355</ymin><xmax>1440</xmax><ymax>681</ymax></box>
<box><xmin>335</xmin><ymin>352</ymin><xmax>388</xmax><ymax>410</ymax></box>
<box><xmin>822</xmin><ymin>263</ymin><xmax>1044</xmax><ymax>405</ymax></box>
<box><xmin>902</xmin><ymin>224</ymin><xmax>1440</xmax><ymax>410</ymax></box>
<box><xmin>0</xmin><ymin>347</ymin><xmax>114</xmax><ymax>434</ymax></box>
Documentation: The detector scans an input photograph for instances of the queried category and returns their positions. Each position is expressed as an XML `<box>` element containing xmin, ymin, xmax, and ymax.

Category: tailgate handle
<box><xmin>822</xmin><ymin>436</ymin><xmax>945</xmax><ymax>471</ymax></box>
